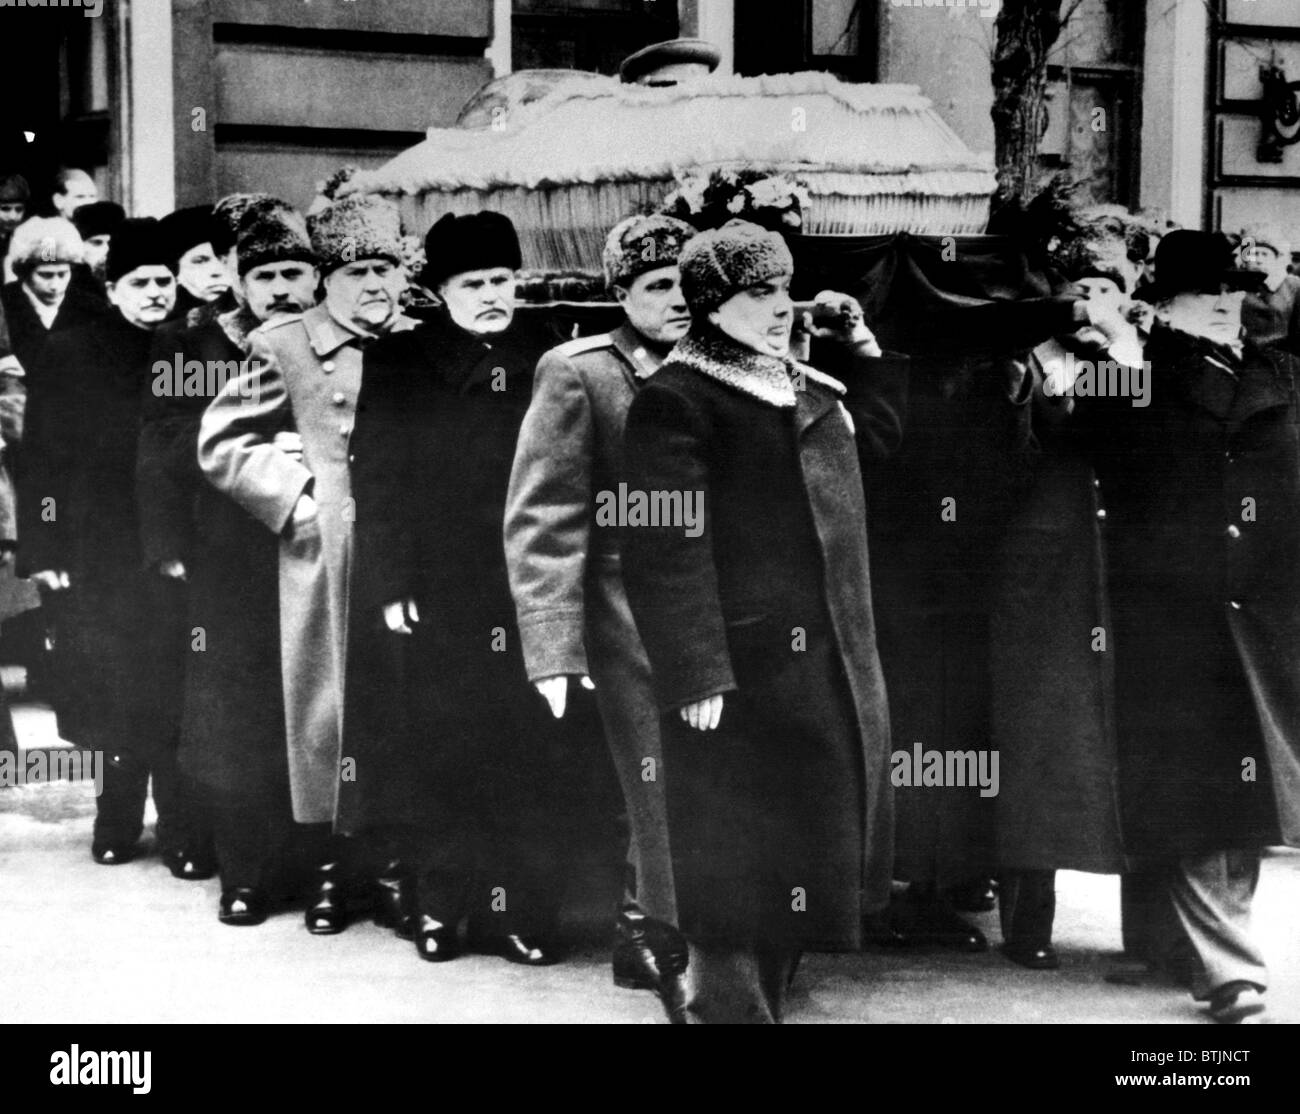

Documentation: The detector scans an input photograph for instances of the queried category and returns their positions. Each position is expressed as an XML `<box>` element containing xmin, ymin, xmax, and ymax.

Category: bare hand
<box><xmin>383</xmin><ymin>597</ymin><xmax>420</xmax><ymax>635</ymax></box>
<box><xmin>535</xmin><ymin>674</ymin><xmax>595</xmax><ymax>719</ymax></box>
<box><xmin>679</xmin><ymin>693</ymin><xmax>724</xmax><ymax>732</ymax></box>
<box><xmin>274</xmin><ymin>430</ymin><xmax>305</xmax><ymax>463</ymax></box>
<box><xmin>30</xmin><ymin>569</ymin><xmax>70</xmax><ymax>592</ymax></box>
<box><xmin>157</xmin><ymin>559</ymin><xmax>187</xmax><ymax>581</ymax></box>
<box><xmin>1083</xmin><ymin>297</ymin><xmax>1127</xmax><ymax>343</ymax></box>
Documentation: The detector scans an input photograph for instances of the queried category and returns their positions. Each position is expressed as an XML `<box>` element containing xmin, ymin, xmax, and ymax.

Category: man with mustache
<box><xmin>18</xmin><ymin>218</ymin><xmax>183</xmax><ymax>865</ymax></box>
<box><xmin>344</xmin><ymin>211</ymin><xmax>573</xmax><ymax>967</ymax></box>
<box><xmin>136</xmin><ymin>201</ymin><xmax>319</xmax><ymax>913</ymax></box>
<box><xmin>504</xmin><ymin>213</ymin><xmax>695</xmax><ymax>1016</ymax></box>
<box><xmin>199</xmin><ymin>195</ymin><xmax>417</xmax><ymax>933</ymax></box>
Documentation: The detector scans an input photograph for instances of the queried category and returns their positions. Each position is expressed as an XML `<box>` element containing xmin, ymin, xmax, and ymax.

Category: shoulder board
<box><xmin>554</xmin><ymin>332</ymin><xmax>615</xmax><ymax>358</ymax></box>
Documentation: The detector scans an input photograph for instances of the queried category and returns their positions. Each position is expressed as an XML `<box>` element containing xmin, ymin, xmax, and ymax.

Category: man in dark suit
<box><xmin>345</xmin><ymin>211</ymin><xmax>575</xmax><ymax>967</ymax></box>
<box><xmin>17</xmin><ymin>218</ymin><xmax>184</xmax><ymax>865</ymax></box>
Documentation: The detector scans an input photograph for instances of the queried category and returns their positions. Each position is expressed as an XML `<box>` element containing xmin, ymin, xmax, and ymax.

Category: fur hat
<box><xmin>0</xmin><ymin>173</ymin><xmax>29</xmax><ymax>204</ymax></box>
<box><xmin>212</xmin><ymin>192</ymin><xmax>278</xmax><ymax>255</ymax></box>
<box><xmin>308</xmin><ymin>195</ymin><xmax>404</xmax><ymax>275</ymax></box>
<box><xmin>603</xmin><ymin>213</ymin><xmax>696</xmax><ymax>289</ymax></box>
<box><xmin>72</xmin><ymin>201</ymin><xmax>126</xmax><ymax>241</ymax></box>
<box><xmin>159</xmin><ymin>205</ymin><xmax>220</xmax><ymax>270</ymax></box>
<box><xmin>106</xmin><ymin>217</ymin><xmax>173</xmax><ymax>283</ymax></box>
<box><xmin>420</xmin><ymin>211</ymin><xmax>521</xmax><ymax>289</ymax></box>
<box><xmin>6</xmin><ymin>216</ymin><xmax>83</xmax><ymax>275</ymax></box>
<box><xmin>237</xmin><ymin>205</ymin><xmax>316</xmax><ymax>276</ymax></box>
<box><xmin>678</xmin><ymin>219</ymin><xmax>793</xmax><ymax>312</ymax></box>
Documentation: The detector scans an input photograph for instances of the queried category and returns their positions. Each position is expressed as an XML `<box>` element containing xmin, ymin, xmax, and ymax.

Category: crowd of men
<box><xmin>0</xmin><ymin>164</ymin><xmax>1297</xmax><ymax>1025</ymax></box>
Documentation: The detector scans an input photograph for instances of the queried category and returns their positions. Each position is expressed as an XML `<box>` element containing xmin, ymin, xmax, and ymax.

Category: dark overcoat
<box><xmin>988</xmin><ymin>337</ymin><xmax>1125</xmax><ymax>874</ymax></box>
<box><xmin>341</xmin><ymin>310</ymin><xmax>573</xmax><ymax>836</ymax></box>
<box><xmin>135</xmin><ymin>304</ymin><xmax>287</xmax><ymax>802</ymax></box>
<box><xmin>1076</xmin><ymin>325</ymin><xmax>1300</xmax><ymax>855</ymax></box>
<box><xmin>16</xmin><ymin>311</ymin><xmax>181</xmax><ymax>757</ymax></box>
<box><xmin>620</xmin><ymin>325</ymin><xmax>908</xmax><ymax>950</ymax></box>
<box><xmin>0</xmin><ymin>280</ymin><xmax>105</xmax><ymax>387</ymax></box>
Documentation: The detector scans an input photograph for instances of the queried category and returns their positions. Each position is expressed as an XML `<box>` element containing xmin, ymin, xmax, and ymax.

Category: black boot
<box><xmin>649</xmin><ymin>921</ymin><xmax>690</xmax><ymax>1025</ymax></box>
<box><xmin>613</xmin><ymin>907</ymin><xmax>661</xmax><ymax>991</ymax></box>
<box><xmin>374</xmin><ymin>860</ymin><xmax>416</xmax><ymax>940</ymax></box>
<box><xmin>304</xmin><ymin>861</ymin><xmax>349</xmax><ymax>935</ymax></box>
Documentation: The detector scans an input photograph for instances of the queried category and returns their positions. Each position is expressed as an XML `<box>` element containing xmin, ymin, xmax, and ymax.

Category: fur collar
<box><xmin>668</xmin><ymin>325</ymin><xmax>845</xmax><ymax>409</ymax></box>
<box><xmin>217</xmin><ymin>305</ymin><xmax>263</xmax><ymax>354</ymax></box>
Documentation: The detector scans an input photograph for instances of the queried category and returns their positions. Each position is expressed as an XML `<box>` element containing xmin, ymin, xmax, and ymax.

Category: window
<box><xmin>734</xmin><ymin>0</ymin><xmax>876</xmax><ymax>83</ymax></box>
<box><xmin>1039</xmin><ymin>0</ymin><xmax>1145</xmax><ymax>207</ymax></box>
<box><xmin>512</xmin><ymin>0</ymin><xmax>679</xmax><ymax>75</ymax></box>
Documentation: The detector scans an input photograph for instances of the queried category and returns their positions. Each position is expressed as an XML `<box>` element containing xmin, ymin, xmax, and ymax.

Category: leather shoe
<box><xmin>479</xmin><ymin>933</ymin><xmax>560</xmax><ymax>966</ymax></box>
<box><xmin>374</xmin><ymin>864</ymin><xmax>416</xmax><ymax>940</ymax></box>
<box><xmin>165</xmin><ymin>846</ymin><xmax>217</xmax><ymax>881</ymax></box>
<box><xmin>219</xmin><ymin>887</ymin><xmax>268</xmax><ymax>926</ymax></box>
<box><xmin>948</xmin><ymin>877</ymin><xmax>998</xmax><ymax>913</ymax></box>
<box><xmin>899</xmin><ymin>899</ymin><xmax>988</xmax><ymax>952</ymax></box>
<box><xmin>1001</xmin><ymin>941</ymin><xmax>1060</xmax><ymax>970</ymax></box>
<box><xmin>414</xmin><ymin>916</ymin><xmax>460</xmax><ymax>962</ymax></box>
<box><xmin>305</xmin><ymin>862</ymin><xmax>349</xmax><ymax>935</ymax></box>
<box><xmin>91</xmin><ymin>842</ymin><xmax>137</xmax><ymax>866</ymax></box>
<box><xmin>613</xmin><ymin>910</ymin><xmax>660</xmax><ymax>990</ymax></box>
<box><xmin>1208</xmin><ymin>982</ymin><xmax>1267</xmax><ymax>1024</ymax></box>
<box><xmin>862</xmin><ymin>909</ymin><xmax>908</xmax><ymax>948</ymax></box>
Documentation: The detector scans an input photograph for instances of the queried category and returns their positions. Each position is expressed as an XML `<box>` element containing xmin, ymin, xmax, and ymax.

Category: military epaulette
<box><xmin>554</xmin><ymin>332</ymin><xmax>615</xmax><ymax>358</ymax></box>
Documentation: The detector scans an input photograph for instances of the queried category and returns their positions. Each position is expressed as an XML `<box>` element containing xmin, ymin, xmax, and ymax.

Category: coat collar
<box><xmin>667</xmin><ymin>325</ymin><xmax>845</xmax><ymax>409</ymax></box>
<box><xmin>1152</xmin><ymin>325</ymin><xmax>1293</xmax><ymax>426</ymax></box>
<box><xmin>217</xmin><ymin>304</ymin><xmax>264</xmax><ymax>354</ymax></box>
<box><xmin>303</xmin><ymin>303</ymin><xmax>416</xmax><ymax>357</ymax></box>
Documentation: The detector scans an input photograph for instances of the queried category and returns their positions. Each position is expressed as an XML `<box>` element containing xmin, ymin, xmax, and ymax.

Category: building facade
<box><xmin>2</xmin><ymin>0</ymin><xmax>1298</xmax><ymax>238</ymax></box>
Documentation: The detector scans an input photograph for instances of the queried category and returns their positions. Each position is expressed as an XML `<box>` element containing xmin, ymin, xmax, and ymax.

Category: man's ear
<box><xmin>707</xmin><ymin>308</ymin><xmax>721</xmax><ymax>329</ymax></box>
<box><xmin>611</xmin><ymin>283</ymin><xmax>629</xmax><ymax>307</ymax></box>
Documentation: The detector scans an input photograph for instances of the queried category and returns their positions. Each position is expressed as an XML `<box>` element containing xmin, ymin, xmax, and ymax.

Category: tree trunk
<box><xmin>991</xmin><ymin>0</ymin><xmax>1070</xmax><ymax>211</ymax></box>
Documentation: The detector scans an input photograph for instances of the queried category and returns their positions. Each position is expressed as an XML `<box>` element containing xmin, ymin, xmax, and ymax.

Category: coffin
<box><xmin>340</xmin><ymin>69</ymin><xmax>996</xmax><ymax>277</ymax></box>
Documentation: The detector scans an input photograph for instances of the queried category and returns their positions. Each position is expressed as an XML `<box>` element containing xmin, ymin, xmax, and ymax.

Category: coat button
<box><xmin>1096</xmin><ymin>508</ymin><xmax>1107</xmax><ymax>521</ymax></box>
<box><xmin>1229</xmin><ymin>600</ymin><xmax>1242</xmax><ymax>610</ymax></box>
<box><xmin>322</xmin><ymin>360</ymin><xmax>335</xmax><ymax>373</ymax></box>
<box><xmin>339</xmin><ymin>423</ymin><xmax>350</xmax><ymax>437</ymax></box>
<box><xmin>1227</xmin><ymin>524</ymin><xmax>1242</xmax><ymax>539</ymax></box>
<box><xmin>332</xmin><ymin>391</ymin><xmax>346</xmax><ymax>406</ymax></box>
